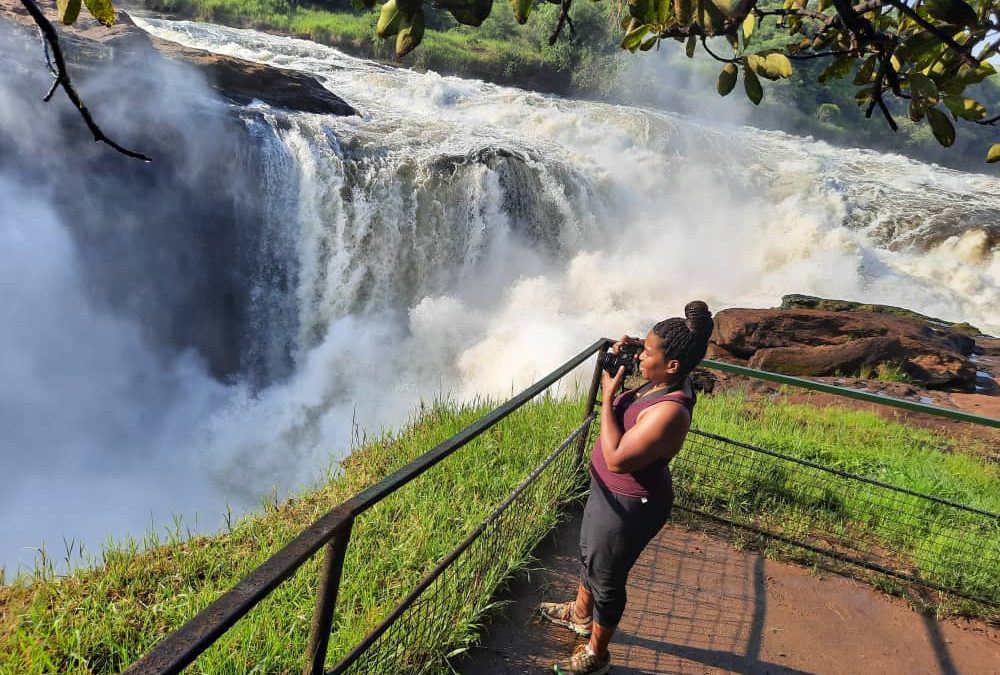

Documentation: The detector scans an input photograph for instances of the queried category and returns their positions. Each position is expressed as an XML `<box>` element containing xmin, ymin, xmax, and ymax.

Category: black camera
<box><xmin>599</xmin><ymin>342</ymin><xmax>642</xmax><ymax>377</ymax></box>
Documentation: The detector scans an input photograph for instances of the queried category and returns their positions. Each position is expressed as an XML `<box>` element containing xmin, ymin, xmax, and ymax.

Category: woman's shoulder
<box><xmin>642</xmin><ymin>380</ymin><xmax>696</xmax><ymax>412</ymax></box>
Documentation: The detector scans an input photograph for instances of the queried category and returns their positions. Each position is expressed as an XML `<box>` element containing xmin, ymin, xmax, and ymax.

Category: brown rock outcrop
<box><xmin>710</xmin><ymin>308</ymin><xmax>977</xmax><ymax>390</ymax></box>
<box><xmin>1</xmin><ymin>1</ymin><xmax>356</xmax><ymax>116</ymax></box>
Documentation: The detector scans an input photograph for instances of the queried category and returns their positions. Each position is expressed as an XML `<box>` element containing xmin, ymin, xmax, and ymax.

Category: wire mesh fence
<box><xmin>329</xmin><ymin>415</ymin><xmax>594</xmax><ymax>675</ymax></box>
<box><xmin>672</xmin><ymin>429</ymin><xmax>1000</xmax><ymax>607</ymax></box>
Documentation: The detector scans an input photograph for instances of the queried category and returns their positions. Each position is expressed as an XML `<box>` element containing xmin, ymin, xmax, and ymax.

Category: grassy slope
<box><xmin>1</xmin><ymin>389</ymin><xmax>997</xmax><ymax>673</ymax></box>
<box><xmin>0</xmin><ymin>395</ymin><xmax>588</xmax><ymax>674</ymax></box>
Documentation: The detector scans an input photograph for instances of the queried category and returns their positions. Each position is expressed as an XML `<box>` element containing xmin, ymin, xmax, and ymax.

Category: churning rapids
<box><xmin>1</xmin><ymin>17</ymin><xmax>998</xmax><ymax>574</ymax></box>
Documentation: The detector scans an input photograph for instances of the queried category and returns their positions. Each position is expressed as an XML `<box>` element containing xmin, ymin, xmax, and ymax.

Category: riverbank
<box><xmin>129</xmin><ymin>0</ymin><xmax>1000</xmax><ymax>171</ymax></box>
<box><xmin>129</xmin><ymin>0</ymin><xmax>617</xmax><ymax>95</ymax></box>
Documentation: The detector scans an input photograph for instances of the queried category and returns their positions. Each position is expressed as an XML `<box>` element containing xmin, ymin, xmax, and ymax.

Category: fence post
<box><xmin>576</xmin><ymin>341</ymin><xmax>609</xmax><ymax>467</ymax></box>
<box><xmin>304</xmin><ymin>519</ymin><xmax>354</xmax><ymax>675</ymax></box>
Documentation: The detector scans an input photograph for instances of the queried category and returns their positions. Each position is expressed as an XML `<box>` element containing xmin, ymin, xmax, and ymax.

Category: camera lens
<box><xmin>600</xmin><ymin>351</ymin><xmax>636</xmax><ymax>376</ymax></box>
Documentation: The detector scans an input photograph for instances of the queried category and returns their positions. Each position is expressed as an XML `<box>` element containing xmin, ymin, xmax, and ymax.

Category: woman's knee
<box><xmin>591</xmin><ymin>586</ymin><xmax>627</xmax><ymax>627</ymax></box>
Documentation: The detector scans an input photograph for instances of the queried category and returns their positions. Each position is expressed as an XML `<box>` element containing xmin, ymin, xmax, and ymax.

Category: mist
<box><xmin>2</xmin><ymin>17</ymin><xmax>998</xmax><ymax>577</ymax></box>
<box><xmin>0</xmin><ymin>23</ymin><xmax>251</xmax><ymax>573</ymax></box>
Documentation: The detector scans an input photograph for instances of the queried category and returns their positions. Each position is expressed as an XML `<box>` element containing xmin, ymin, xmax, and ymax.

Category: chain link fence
<box><xmin>329</xmin><ymin>416</ymin><xmax>594</xmax><ymax>675</ymax></box>
<box><xmin>673</xmin><ymin>429</ymin><xmax>1000</xmax><ymax>608</ymax></box>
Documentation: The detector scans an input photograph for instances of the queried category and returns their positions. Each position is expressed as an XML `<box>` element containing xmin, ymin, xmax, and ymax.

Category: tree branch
<box><xmin>882</xmin><ymin>0</ymin><xmax>978</xmax><ymax>66</ymax></box>
<box><xmin>756</xmin><ymin>8</ymin><xmax>829</xmax><ymax>23</ymax></box>
<box><xmin>865</xmin><ymin>48</ymin><xmax>898</xmax><ymax>131</ymax></box>
<box><xmin>787</xmin><ymin>49</ymin><xmax>853</xmax><ymax>60</ymax></box>
<box><xmin>700</xmin><ymin>36</ymin><xmax>738</xmax><ymax>62</ymax></box>
<box><xmin>548</xmin><ymin>0</ymin><xmax>574</xmax><ymax>46</ymax></box>
<box><xmin>19</xmin><ymin>0</ymin><xmax>151</xmax><ymax>162</ymax></box>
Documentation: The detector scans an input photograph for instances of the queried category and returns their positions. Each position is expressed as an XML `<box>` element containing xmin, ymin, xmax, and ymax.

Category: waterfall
<box><xmin>1</xmin><ymin>16</ymin><xmax>997</xmax><ymax>574</ymax></box>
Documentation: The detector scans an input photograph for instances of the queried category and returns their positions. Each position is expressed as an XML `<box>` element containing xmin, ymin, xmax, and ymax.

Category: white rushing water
<box><xmin>2</xmin><ymin>17</ymin><xmax>998</xmax><ymax>574</ymax></box>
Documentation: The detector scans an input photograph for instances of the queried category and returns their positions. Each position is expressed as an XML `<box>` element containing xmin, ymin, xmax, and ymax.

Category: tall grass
<box><xmin>0</xmin><ymin>394</ymin><xmax>588</xmax><ymax>674</ymax></box>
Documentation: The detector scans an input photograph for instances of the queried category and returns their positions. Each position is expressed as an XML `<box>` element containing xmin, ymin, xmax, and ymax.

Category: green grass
<box><xmin>0</xmin><ymin>394</ymin><xmax>588</xmax><ymax>674</ymax></box>
<box><xmin>137</xmin><ymin>0</ymin><xmax>589</xmax><ymax>91</ymax></box>
<box><xmin>679</xmin><ymin>389</ymin><xmax>1000</xmax><ymax>617</ymax></box>
<box><xmin>854</xmin><ymin>361</ymin><xmax>913</xmax><ymax>383</ymax></box>
<box><xmin>2</xmin><ymin>387</ymin><xmax>998</xmax><ymax>673</ymax></box>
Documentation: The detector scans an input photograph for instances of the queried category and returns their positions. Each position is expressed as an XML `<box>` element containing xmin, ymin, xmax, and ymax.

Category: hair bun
<box><xmin>684</xmin><ymin>300</ymin><xmax>713</xmax><ymax>339</ymax></box>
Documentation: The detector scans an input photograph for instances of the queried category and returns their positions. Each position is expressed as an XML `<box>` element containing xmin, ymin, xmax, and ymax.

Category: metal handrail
<box><xmin>328</xmin><ymin>415</ymin><xmax>596</xmax><ymax>673</ymax></box>
<box><xmin>123</xmin><ymin>337</ymin><xmax>997</xmax><ymax>674</ymax></box>
<box><xmin>702</xmin><ymin>359</ymin><xmax>1000</xmax><ymax>428</ymax></box>
<box><xmin>689</xmin><ymin>428</ymin><xmax>1000</xmax><ymax>519</ymax></box>
<box><xmin>123</xmin><ymin>339</ymin><xmax>608</xmax><ymax>675</ymax></box>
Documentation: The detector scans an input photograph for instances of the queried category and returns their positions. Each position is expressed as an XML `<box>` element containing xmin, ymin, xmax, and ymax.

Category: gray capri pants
<box><xmin>579</xmin><ymin>475</ymin><xmax>673</xmax><ymax>627</ymax></box>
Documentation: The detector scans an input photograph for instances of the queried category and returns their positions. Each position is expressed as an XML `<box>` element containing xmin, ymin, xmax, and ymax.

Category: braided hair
<box><xmin>651</xmin><ymin>301</ymin><xmax>714</xmax><ymax>384</ymax></box>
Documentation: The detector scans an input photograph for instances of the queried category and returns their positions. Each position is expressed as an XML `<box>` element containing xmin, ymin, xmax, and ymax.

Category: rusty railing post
<box><xmin>304</xmin><ymin>519</ymin><xmax>354</xmax><ymax>675</ymax></box>
<box><xmin>576</xmin><ymin>340</ymin><xmax>609</xmax><ymax>468</ymax></box>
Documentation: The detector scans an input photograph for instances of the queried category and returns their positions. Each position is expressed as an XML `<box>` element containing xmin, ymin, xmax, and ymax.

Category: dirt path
<box><xmin>453</xmin><ymin>510</ymin><xmax>1000</xmax><ymax>675</ymax></box>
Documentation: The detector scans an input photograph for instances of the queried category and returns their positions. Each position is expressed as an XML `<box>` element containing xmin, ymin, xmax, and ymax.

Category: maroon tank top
<box><xmin>590</xmin><ymin>382</ymin><xmax>696</xmax><ymax>498</ymax></box>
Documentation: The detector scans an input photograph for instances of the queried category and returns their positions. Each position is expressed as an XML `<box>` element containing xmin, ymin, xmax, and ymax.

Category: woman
<box><xmin>540</xmin><ymin>301</ymin><xmax>714</xmax><ymax>675</ymax></box>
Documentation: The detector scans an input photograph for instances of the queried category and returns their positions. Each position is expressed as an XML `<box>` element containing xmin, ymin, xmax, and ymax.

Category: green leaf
<box><xmin>925</xmin><ymin>107</ymin><xmax>956</xmax><ymax>147</ymax></box>
<box><xmin>508</xmin><ymin>0</ymin><xmax>533</xmax><ymax>24</ymax></box>
<box><xmin>908</xmin><ymin>73</ymin><xmax>939</xmax><ymax>104</ymax></box>
<box><xmin>742</xmin><ymin>13</ymin><xmax>755</xmax><ymax>44</ymax></box>
<box><xmin>620</xmin><ymin>24</ymin><xmax>649</xmax><ymax>52</ymax></box>
<box><xmin>377</xmin><ymin>0</ymin><xmax>404</xmax><ymax>38</ymax></box>
<box><xmin>955</xmin><ymin>61</ymin><xmax>996</xmax><ymax>88</ymax></box>
<box><xmin>818</xmin><ymin>57</ymin><xmax>853</xmax><ymax>83</ymax></box>
<box><xmin>908</xmin><ymin>98</ymin><xmax>927</xmax><ymax>122</ymax></box>
<box><xmin>655</xmin><ymin>0</ymin><xmax>672</xmax><ymax>24</ymax></box>
<box><xmin>640</xmin><ymin>35</ymin><xmax>658</xmax><ymax>51</ymax></box>
<box><xmin>922</xmin><ymin>0</ymin><xmax>978</xmax><ymax>27</ymax></box>
<box><xmin>987</xmin><ymin>143</ymin><xmax>1000</xmax><ymax>163</ymax></box>
<box><xmin>744</xmin><ymin>65</ymin><xmax>763</xmax><ymax>105</ymax></box>
<box><xmin>696</xmin><ymin>0</ymin><xmax>729</xmax><ymax>32</ymax></box>
<box><xmin>942</xmin><ymin>95</ymin><xmax>986</xmax><ymax>121</ymax></box>
<box><xmin>717</xmin><ymin>62</ymin><xmax>738</xmax><ymax>96</ymax></box>
<box><xmin>395</xmin><ymin>7</ymin><xmax>425</xmax><ymax>57</ymax></box>
<box><xmin>83</xmin><ymin>0</ymin><xmax>115</xmax><ymax>26</ymax></box>
<box><xmin>896</xmin><ymin>31</ymin><xmax>941</xmax><ymax>65</ymax></box>
<box><xmin>853</xmin><ymin>56</ymin><xmax>876</xmax><ymax>85</ymax></box>
<box><xmin>762</xmin><ymin>53</ymin><xmax>792</xmax><ymax>79</ymax></box>
<box><xmin>57</xmin><ymin>0</ymin><xmax>82</xmax><ymax>25</ymax></box>
<box><xmin>685</xmin><ymin>35</ymin><xmax>697</xmax><ymax>58</ymax></box>
<box><xmin>628</xmin><ymin>0</ymin><xmax>653</xmax><ymax>21</ymax></box>
<box><xmin>748</xmin><ymin>53</ymin><xmax>789</xmax><ymax>81</ymax></box>
<box><xmin>441</xmin><ymin>0</ymin><xmax>493</xmax><ymax>26</ymax></box>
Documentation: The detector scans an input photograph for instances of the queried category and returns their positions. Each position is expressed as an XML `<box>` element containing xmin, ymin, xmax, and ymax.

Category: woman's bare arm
<box><xmin>600</xmin><ymin>401</ymin><xmax>690</xmax><ymax>473</ymax></box>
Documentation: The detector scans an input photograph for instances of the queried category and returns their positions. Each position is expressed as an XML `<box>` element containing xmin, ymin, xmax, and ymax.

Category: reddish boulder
<box><xmin>710</xmin><ymin>308</ymin><xmax>977</xmax><ymax>391</ymax></box>
<box><xmin>748</xmin><ymin>337</ymin><xmax>906</xmax><ymax>377</ymax></box>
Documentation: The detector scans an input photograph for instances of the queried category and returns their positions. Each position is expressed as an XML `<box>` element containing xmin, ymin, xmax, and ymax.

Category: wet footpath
<box><xmin>453</xmin><ymin>511</ymin><xmax>1000</xmax><ymax>675</ymax></box>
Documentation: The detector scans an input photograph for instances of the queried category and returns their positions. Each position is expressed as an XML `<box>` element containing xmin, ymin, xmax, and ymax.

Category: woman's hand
<box><xmin>601</xmin><ymin>364</ymin><xmax>626</xmax><ymax>401</ymax></box>
<box><xmin>609</xmin><ymin>334</ymin><xmax>639</xmax><ymax>355</ymax></box>
<box><xmin>601</xmin><ymin>335</ymin><xmax>634</xmax><ymax>400</ymax></box>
